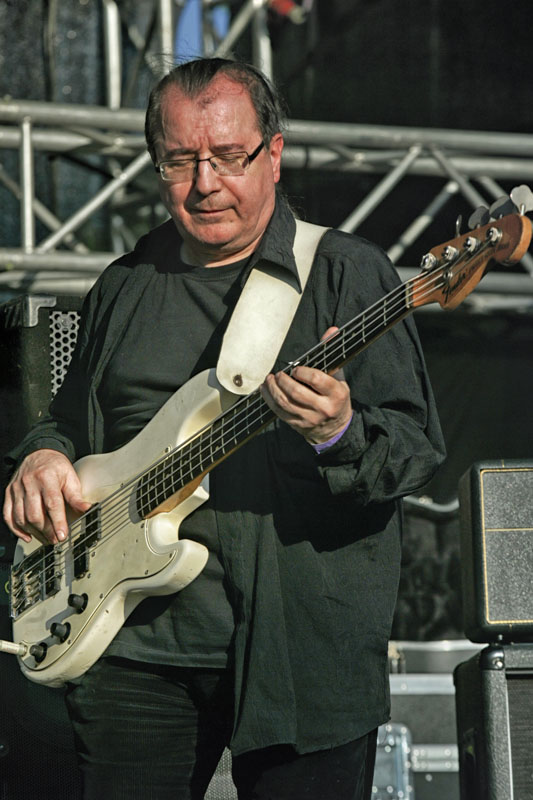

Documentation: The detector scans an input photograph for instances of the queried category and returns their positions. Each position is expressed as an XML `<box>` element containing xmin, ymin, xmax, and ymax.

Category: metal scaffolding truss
<box><xmin>1</xmin><ymin>0</ymin><xmax>533</xmax><ymax>311</ymax></box>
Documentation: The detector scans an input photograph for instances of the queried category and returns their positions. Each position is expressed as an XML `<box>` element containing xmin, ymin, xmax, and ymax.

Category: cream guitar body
<box><xmin>11</xmin><ymin>369</ymin><xmax>238</xmax><ymax>687</ymax></box>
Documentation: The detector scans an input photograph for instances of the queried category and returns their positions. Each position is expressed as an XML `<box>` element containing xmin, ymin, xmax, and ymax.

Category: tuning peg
<box><xmin>455</xmin><ymin>215</ymin><xmax>462</xmax><ymax>236</ymax></box>
<box><xmin>468</xmin><ymin>206</ymin><xmax>490</xmax><ymax>228</ymax></box>
<box><xmin>510</xmin><ymin>184</ymin><xmax>533</xmax><ymax>215</ymax></box>
<box><xmin>489</xmin><ymin>196</ymin><xmax>517</xmax><ymax>219</ymax></box>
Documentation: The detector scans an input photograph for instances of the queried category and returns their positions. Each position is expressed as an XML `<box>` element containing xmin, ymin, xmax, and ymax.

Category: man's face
<box><xmin>154</xmin><ymin>76</ymin><xmax>283</xmax><ymax>266</ymax></box>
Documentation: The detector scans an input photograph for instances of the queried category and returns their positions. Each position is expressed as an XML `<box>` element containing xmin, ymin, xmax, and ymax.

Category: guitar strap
<box><xmin>216</xmin><ymin>219</ymin><xmax>330</xmax><ymax>395</ymax></box>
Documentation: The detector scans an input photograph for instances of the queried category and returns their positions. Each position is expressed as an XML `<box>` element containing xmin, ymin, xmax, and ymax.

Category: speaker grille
<box><xmin>460</xmin><ymin>462</ymin><xmax>533</xmax><ymax>641</ymax></box>
<box><xmin>508</xmin><ymin>673</ymin><xmax>533</xmax><ymax>796</ymax></box>
<box><xmin>480</xmin><ymin>468</ymin><xmax>533</xmax><ymax>626</ymax></box>
<box><xmin>49</xmin><ymin>310</ymin><xmax>80</xmax><ymax>396</ymax></box>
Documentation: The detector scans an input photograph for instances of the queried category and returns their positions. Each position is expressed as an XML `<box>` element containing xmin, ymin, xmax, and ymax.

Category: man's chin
<box><xmin>184</xmin><ymin>221</ymin><xmax>240</xmax><ymax>250</ymax></box>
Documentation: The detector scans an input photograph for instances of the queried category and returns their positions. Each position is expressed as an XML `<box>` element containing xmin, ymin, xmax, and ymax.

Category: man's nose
<box><xmin>194</xmin><ymin>159</ymin><xmax>220</xmax><ymax>193</ymax></box>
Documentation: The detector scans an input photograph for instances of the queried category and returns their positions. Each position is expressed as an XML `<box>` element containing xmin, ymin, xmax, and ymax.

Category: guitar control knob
<box><xmin>50</xmin><ymin>622</ymin><xmax>71</xmax><ymax>643</ymax></box>
<box><xmin>29</xmin><ymin>643</ymin><xmax>47</xmax><ymax>663</ymax></box>
<box><xmin>68</xmin><ymin>593</ymin><xmax>88</xmax><ymax>613</ymax></box>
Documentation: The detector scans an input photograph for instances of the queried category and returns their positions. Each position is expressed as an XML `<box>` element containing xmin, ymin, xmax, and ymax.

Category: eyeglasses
<box><xmin>155</xmin><ymin>141</ymin><xmax>265</xmax><ymax>183</ymax></box>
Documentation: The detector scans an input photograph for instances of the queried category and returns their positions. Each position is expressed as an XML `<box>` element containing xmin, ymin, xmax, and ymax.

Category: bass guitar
<box><xmin>2</xmin><ymin>210</ymin><xmax>531</xmax><ymax>686</ymax></box>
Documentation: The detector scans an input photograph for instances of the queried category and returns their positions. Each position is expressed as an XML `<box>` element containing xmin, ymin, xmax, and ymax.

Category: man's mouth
<box><xmin>191</xmin><ymin>207</ymin><xmax>226</xmax><ymax>215</ymax></box>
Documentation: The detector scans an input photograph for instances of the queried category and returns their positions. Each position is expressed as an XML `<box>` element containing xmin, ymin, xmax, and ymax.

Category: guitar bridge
<box><xmin>10</xmin><ymin>544</ymin><xmax>61</xmax><ymax>619</ymax></box>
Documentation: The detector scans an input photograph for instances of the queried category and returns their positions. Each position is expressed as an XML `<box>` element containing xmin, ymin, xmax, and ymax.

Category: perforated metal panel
<box><xmin>205</xmin><ymin>749</ymin><xmax>236</xmax><ymax>800</ymax></box>
<box><xmin>49</xmin><ymin>309</ymin><xmax>80</xmax><ymax>396</ymax></box>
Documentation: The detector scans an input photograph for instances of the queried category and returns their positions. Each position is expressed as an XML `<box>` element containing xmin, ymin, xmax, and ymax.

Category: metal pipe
<box><xmin>387</xmin><ymin>180</ymin><xmax>459</xmax><ymax>264</ymax></box>
<box><xmin>102</xmin><ymin>0</ymin><xmax>122</xmax><ymax>109</ymax></box>
<box><xmin>3</xmin><ymin>125</ymin><xmax>533</xmax><ymax>183</ymax></box>
<box><xmin>252</xmin><ymin>0</ymin><xmax>273</xmax><ymax>78</ymax></box>
<box><xmin>338</xmin><ymin>145</ymin><xmax>423</xmax><ymax>233</ymax></box>
<box><xmin>2</xmin><ymin>125</ymin><xmax>533</xmax><ymax>182</ymax></box>
<box><xmin>158</xmin><ymin>0</ymin><xmax>175</xmax><ymax>72</ymax></box>
<box><xmin>477</xmin><ymin>175</ymin><xmax>508</xmax><ymax>201</ymax></box>
<box><xmin>0</xmin><ymin>249</ymin><xmax>115</xmax><ymax>270</ymax></box>
<box><xmin>403</xmin><ymin>495</ymin><xmax>459</xmax><ymax>521</ymax></box>
<box><xmin>36</xmin><ymin>151</ymin><xmax>152</xmax><ymax>252</ymax></box>
<box><xmin>213</xmin><ymin>0</ymin><xmax>266</xmax><ymax>56</ymax></box>
<box><xmin>0</xmin><ymin>99</ymin><xmax>145</xmax><ymax>131</ymax></box>
<box><xmin>20</xmin><ymin>117</ymin><xmax>35</xmax><ymax>252</ymax></box>
<box><xmin>0</xmin><ymin>127</ymin><xmax>146</xmax><ymax>153</ymax></box>
<box><xmin>280</xmin><ymin>147</ymin><xmax>533</xmax><ymax>181</ymax></box>
<box><xmin>285</xmin><ymin>119</ymin><xmax>533</xmax><ymax>157</ymax></box>
<box><xmin>3</xmin><ymin>124</ymin><xmax>533</xmax><ymax>182</ymax></box>
<box><xmin>429</xmin><ymin>145</ymin><xmax>487</xmax><ymax>209</ymax></box>
<box><xmin>0</xmin><ymin>272</ymin><xmax>97</xmax><ymax>294</ymax></box>
<box><xmin>3</xmin><ymin>101</ymin><xmax>533</xmax><ymax>157</ymax></box>
<box><xmin>0</xmin><ymin>164</ymin><xmax>88</xmax><ymax>253</ymax></box>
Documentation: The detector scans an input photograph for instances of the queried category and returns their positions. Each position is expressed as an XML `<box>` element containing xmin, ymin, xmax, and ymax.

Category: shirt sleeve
<box><xmin>311</xmin><ymin>231</ymin><xmax>446</xmax><ymax>503</ymax></box>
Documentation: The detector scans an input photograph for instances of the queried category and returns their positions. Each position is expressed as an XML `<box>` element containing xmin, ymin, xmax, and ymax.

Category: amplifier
<box><xmin>0</xmin><ymin>295</ymin><xmax>85</xmax><ymax>798</ymax></box>
<box><xmin>454</xmin><ymin>644</ymin><xmax>533</xmax><ymax>800</ymax></box>
<box><xmin>459</xmin><ymin>460</ymin><xmax>533</xmax><ymax>643</ymax></box>
<box><xmin>0</xmin><ymin>294</ymin><xmax>84</xmax><ymax>556</ymax></box>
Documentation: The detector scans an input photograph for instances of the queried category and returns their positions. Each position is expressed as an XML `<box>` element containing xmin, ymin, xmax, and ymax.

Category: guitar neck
<box><xmin>294</xmin><ymin>282</ymin><xmax>412</xmax><ymax>374</ymax></box>
<box><xmin>135</xmin><ymin>279</ymin><xmax>413</xmax><ymax>517</ymax></box>
<box><xmin>102</xmin><ymin>209</ymin><xmax>533</xmax><ymax>519</ymax></box>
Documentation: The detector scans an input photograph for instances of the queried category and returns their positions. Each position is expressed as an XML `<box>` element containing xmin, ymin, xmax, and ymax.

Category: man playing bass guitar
<box><xmin>4</xmin><ymin>57</ymin><xmax>445</xmax><ymax>800</ymax></box>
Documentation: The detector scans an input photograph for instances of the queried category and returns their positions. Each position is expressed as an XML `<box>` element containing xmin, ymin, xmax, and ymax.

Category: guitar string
<box><xmin>10</xmin><ymin>261</ymin><xmax>464</xmax><ymax>607</ymax></box>
<box><xmin>12</xmin><ymin>244</ymin><xmax>491</xmax><ymax>604</ymax></box>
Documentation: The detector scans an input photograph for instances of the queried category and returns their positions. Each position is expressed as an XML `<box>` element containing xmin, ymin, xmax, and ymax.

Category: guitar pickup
<box><xmin>72</xmin><ymin>506</ymin><xmax>101</xmax><ymax>578</ymax></box>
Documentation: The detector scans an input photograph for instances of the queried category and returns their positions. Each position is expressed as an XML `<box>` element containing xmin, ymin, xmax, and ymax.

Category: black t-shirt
<box><xmin>97</xmin><ymin>253</ymin><xmax>249</xmax><ymax>667</ymax></box>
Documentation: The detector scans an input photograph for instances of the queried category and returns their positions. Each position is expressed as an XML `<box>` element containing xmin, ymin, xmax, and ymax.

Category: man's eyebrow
<box><xmin>161</xmin><ymin>143</ymin><xmax>246</xmax><ymax>159</ymax></box>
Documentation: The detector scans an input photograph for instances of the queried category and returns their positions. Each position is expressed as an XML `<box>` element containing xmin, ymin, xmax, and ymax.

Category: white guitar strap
<box><xmin>216</xmin><ymin>219</ymin><xmax>330</xmax><ymax>395</ymax></box>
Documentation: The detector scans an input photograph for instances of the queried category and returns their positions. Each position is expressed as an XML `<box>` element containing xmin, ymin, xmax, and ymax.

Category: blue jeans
<box><xmin>65</xmin><ymin>657</ymin><xmax>377</xmax><ymax>800</ymax></box>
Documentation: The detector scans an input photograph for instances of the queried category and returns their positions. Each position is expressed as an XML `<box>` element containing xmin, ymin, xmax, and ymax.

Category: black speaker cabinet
<box><xmin>454</xmin><ymin>644</ymin><xmax>533</xmax><ymax>800</ymax></box>
<box><xmin>459</xmin><ymin>460</ymin><xmax>533</xmax><ymax>643</ymax></box>
<box><xmin>0</xmin><ymin>294</ymin><xmax>84</xmax><ymax>798</ymax></box>
<box><xmin>0</xmin><ymin>293</ymin><xmax>84</xmax><ymax>555</ymax></box>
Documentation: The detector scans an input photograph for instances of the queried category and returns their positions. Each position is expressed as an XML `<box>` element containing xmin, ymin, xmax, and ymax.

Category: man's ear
<box><xmin>269</xmin><ymin>133</ymin><xmax>284</xmax><ymax>183</ymax></box>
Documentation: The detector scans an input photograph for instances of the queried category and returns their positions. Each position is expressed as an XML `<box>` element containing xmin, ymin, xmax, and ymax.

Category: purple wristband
<box><xmin>311</xmin><ymin>413</ymin><xmax>353</xmax><ymax>454</ymax></box>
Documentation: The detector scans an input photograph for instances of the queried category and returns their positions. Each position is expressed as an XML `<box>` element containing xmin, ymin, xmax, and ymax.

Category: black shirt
<box><xmin>8</xmin><ymin>195</ymin><xmax>445</xmax><ymax>755</ymax></box>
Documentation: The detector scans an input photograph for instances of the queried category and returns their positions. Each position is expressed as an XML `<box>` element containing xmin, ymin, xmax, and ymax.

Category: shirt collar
<box><xmin>244</xmin><ymin>192</ymin><xmax>300</xmax><ymax>290</ymax></box>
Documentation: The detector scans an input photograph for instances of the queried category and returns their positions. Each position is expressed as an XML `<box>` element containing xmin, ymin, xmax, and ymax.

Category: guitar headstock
<box><xmin>410</xmin><ymin>211</ymin><xmax>532</xmax><ymax>311</ymax></box>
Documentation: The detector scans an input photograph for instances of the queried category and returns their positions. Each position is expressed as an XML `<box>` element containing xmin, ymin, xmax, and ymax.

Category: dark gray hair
<box><xmin>145</xmin><ymin>58</ymin><xmax>287</xmax><ymax>163</ymax></box>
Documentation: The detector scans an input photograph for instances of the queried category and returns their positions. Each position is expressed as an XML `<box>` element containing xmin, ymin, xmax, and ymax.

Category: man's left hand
<box><xmin>261</xmin><ymin>327</ymin><xmax>353</xmax><ymax>445</ymax></box>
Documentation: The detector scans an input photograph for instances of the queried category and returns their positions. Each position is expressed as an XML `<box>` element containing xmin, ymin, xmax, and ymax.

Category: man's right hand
<box><xmin>3</xmin><ymin>449</ymin><xmax>91</xmax><ymax>545</ymax></box>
